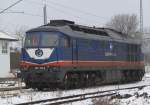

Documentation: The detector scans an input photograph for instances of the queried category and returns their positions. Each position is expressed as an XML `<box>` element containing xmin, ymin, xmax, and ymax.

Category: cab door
<box><xmin>72</xmin><ymin>39</ymin><xmax>78</xmax><ymax>65</ymax></box>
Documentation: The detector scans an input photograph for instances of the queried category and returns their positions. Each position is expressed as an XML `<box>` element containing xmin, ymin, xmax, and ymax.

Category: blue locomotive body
<box><xmin>20</xmin><ymin>20</ymin><xmax>145</xmax><ymax>89</ymax></box>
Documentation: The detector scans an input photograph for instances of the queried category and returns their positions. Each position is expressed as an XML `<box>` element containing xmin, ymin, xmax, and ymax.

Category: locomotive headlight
<box><xmin>35</xmin><ymin>49</ymin><xmax>43</xmax><ymax>57</ymax></box>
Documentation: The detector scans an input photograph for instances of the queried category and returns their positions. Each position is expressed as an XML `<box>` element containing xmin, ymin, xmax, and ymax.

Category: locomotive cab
<box><xmin>25</xmin><ymin>31</ymin><xmax>69</xmax><ymax>48</ymax></box>
<box><xmin>23</xmin><ymin>31</ymin><xmax>70</xmax><ymax>60</ymax></box>
<box><xmin>20</xmin><ymin>31</ymin><xmax>71</xmax><ymax>88</ymax></box>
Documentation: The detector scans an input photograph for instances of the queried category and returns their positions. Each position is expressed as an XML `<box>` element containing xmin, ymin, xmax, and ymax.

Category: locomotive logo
<box><xmin>35</xmin><ymin>49</ymin><xmax>43</xmax><ymax>57</ymax></box>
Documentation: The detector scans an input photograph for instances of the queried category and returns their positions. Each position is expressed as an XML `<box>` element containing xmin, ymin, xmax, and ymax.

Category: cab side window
<box><xmin>60</xmin><ymin>37</ymin><xmax>70</xmax><ymax>47</ymax></box>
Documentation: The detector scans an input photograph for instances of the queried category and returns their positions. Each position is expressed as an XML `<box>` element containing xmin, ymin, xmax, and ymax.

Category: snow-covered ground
<box><xmin>0</xmin><ymin>73</ymin><xmax>150</xmax><ymax>105</ymax></box>
<box><xmin>115</xmin><ymin>86</ymin><xmax>150</xmax><ymax>105</ymax></box>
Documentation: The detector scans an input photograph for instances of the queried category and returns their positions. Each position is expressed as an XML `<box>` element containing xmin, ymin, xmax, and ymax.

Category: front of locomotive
<box><xmin>20</xmin><ymin>27</ymin><xmax>67</xmax><ymax>88</ymax></box>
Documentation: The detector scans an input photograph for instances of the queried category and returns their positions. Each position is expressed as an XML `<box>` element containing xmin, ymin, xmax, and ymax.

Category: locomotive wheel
<box><xmin>63</xmin><ymin>73</ymin><xmax>74</xmax><ymax>89</ymax></box>
<box><xmin>137</xmin><ymin>70</ymin><xmax>144</xmax><ymax>81</ymax></box>
<box><xmin>80</xmin><ymin>73</ymin><xmax>88</xmax><ymax>87</ymax></box>
<box><xmin>63</xmin><ymin>74</ymin><xmax>69</xmax><ymax>89</ymax></box>
<box><xmin>37</xmin><ymin>87</ymin><xmax>44</xmax><ymax>91</ymax></box>
<box><xmin>36</xmin><ymin>83</ymin><xmax>44</xmax><ymax>91</ymax></box>
<box><xmin>25</xmin><ymin>80</ymin><xmax>31</xmax><ymax>89</ymax></box>
<box><xmin>87</xmin><ymin>73</ymin><xmax>96</xmax><ymax>86</ymax></box>
<box><xmin>63</xmin><ymin>72</ymin><xmax>85</xmax><ymax>89</ymax></box>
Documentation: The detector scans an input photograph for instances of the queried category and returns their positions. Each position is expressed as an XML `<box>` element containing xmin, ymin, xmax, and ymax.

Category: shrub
<box><xmin>92</xmin><ymin>97</ymin><xmax>119</xmax><ymax>105</ymax></box>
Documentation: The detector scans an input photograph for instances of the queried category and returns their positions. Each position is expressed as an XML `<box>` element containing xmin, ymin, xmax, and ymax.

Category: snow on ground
<box><xmin>0</xmin><ymin>72</ymin><xmax>150</xmax><ymax>105</ymax></box>
<box><xmin>0</xmin><ymin>78</ymin><xmax>25</xmax><ymax>89</ymax></box>
<box><xmin>114</xmin><ymin>86</ymin><xmax>150</xmax><ymax>105</ymax></box>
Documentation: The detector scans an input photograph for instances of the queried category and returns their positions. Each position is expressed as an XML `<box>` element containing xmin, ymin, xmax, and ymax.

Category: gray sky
<box><xmin>0</xmin><ymin>0</ymin><xmax>150</xmax><ymax>34</ymax></box>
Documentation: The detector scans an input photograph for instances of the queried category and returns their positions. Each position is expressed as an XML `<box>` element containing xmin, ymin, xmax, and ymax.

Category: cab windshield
<box><xmin>24</xmin><ymin>32</ymin><xmax>59</xmax><ymax>47</ymax></box>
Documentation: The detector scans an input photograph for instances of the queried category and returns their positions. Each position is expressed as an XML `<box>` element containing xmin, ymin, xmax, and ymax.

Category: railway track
<box><xmin>0</xmin><ymin>86</ymin><xmax>26</xmax><ymax>92</ymax></box>
<box><xmin>0</xmin><ymin>78</ymin><xmax>19</xmax><ymax>82</ymax></box>
<box><xmin>0</xmin><ymin>76</ymin><xmax>149</xmax><ymax>91</ymax></box>
<box><xmin>15</xmin><ymin>84</ymin><xmax>150</xmax><ymax>105</ymax></box>
<box><xmin>0</xmin><ymin>77</ymin><xmax>25</xmax><ymax>91</ymax></box>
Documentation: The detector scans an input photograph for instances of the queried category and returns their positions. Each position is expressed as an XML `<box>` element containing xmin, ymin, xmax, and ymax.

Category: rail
<box><xmin>0</xmin><ymin>78</ymin><xmax>25</xmax><ymax>91</ymax></box>
<box><xmin>15</xmin><ymin>84</ymin><xmax>149</xmax><ymax>105</ymax></box>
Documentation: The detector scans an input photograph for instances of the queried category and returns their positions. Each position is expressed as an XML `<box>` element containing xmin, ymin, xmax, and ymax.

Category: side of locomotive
<box><xmin>20</xmin><ymin>20</ymin><xmax>145</xmax><ymax>89</ymax></box>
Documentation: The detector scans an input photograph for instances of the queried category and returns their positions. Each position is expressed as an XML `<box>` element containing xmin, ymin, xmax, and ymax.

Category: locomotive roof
<box><xmin>27</xmin><ymin>20</ymin><xmax>141</xmax><ymax>44</ymax></box>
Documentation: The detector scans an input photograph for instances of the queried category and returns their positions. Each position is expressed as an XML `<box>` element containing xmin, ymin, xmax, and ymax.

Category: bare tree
<box><xmin>15</xmin><ymin>26</ymin><xmax>29</xmax><ymax>47</ymax></box>
<box><xmin>142</xmin><ymin>27</ymin><xmax>150</xmax><ymax>64</ymax></box>
<box><xmin>106</xmin><ymin>14</ymin><xmax>139</xmax><ymax>37</ymax></box>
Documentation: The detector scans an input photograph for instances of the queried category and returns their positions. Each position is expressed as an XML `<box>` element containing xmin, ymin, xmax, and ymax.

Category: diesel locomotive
<box><xmin>20</xmin><ymin>20</ymin><xmax>145</xmax><ymax>90</ymax></box>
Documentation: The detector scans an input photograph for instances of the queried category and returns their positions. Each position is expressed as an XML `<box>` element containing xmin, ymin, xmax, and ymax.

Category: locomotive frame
<box><xmin>20</xmin><ymin>20</ymin><xmax>145</xmax><ymax>90</ymax></box>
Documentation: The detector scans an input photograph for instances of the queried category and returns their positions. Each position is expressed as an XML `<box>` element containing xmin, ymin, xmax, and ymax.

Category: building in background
<box><xmin>0</xmin><ymin>32</ymin><xmax>18</xmax><ymax>78</ymax></box>
<box><xmin>142</xmin><ymin>33</ymin><xmax>150</xmax><ymax>54</ymax></box>
<box><xmin>142</xmin><ymin>33</ymin><xmax>150</xmax><ymax>73</ymax></box>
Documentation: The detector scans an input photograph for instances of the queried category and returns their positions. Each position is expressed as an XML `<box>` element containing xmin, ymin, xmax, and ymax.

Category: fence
<box><xmin>10</xmin><ymin>52</ymin><xmax>20</xmax><ymax>71</ymax></box>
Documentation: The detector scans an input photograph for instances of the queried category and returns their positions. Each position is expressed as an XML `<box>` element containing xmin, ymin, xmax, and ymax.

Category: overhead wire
<box><xmin>22</xmin><ymin>12</ymin><xmax>43</xmax><ymax>18</ymax></box>
<box><xmin>1</xmin><ymin>11</ymin><xmax>24</xmax><ymax>14</ymax></box>
<box><xmin>0</xmin><ymin>0</ymin><xmax>105</xmax><ymax>26</ymax></box>
<box><xmin>24</xmin><ymin>0</ymin><xmax>89</xmax><ymax>23</ymax></box>
<box><xmin>46</xmin><ymin>0</ymin><xmax>107</xmax><ymax>20</ymax></box>
<box><xmin>0</xmin><ymin>0</ymin><xmax>24</xmax><ymax>14</ymax></box>
<box><xmin>0</xmin><ymin>8</ymin><xmax>24</xmax><ymax>14</ymax></box>
<box><xmin>29</xmin><ymin>0</ymin><xmax>106</xmax><ymax>20</ymax></box>
<box><xmin>0</xmin><ymin>8</ymin><xmax>43</xmax><ymax>18</ymax></box>
<box><xmin>25</xmin><ymin>0</ymin><xmax>105</xmax><ymax>25</ymax></box>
